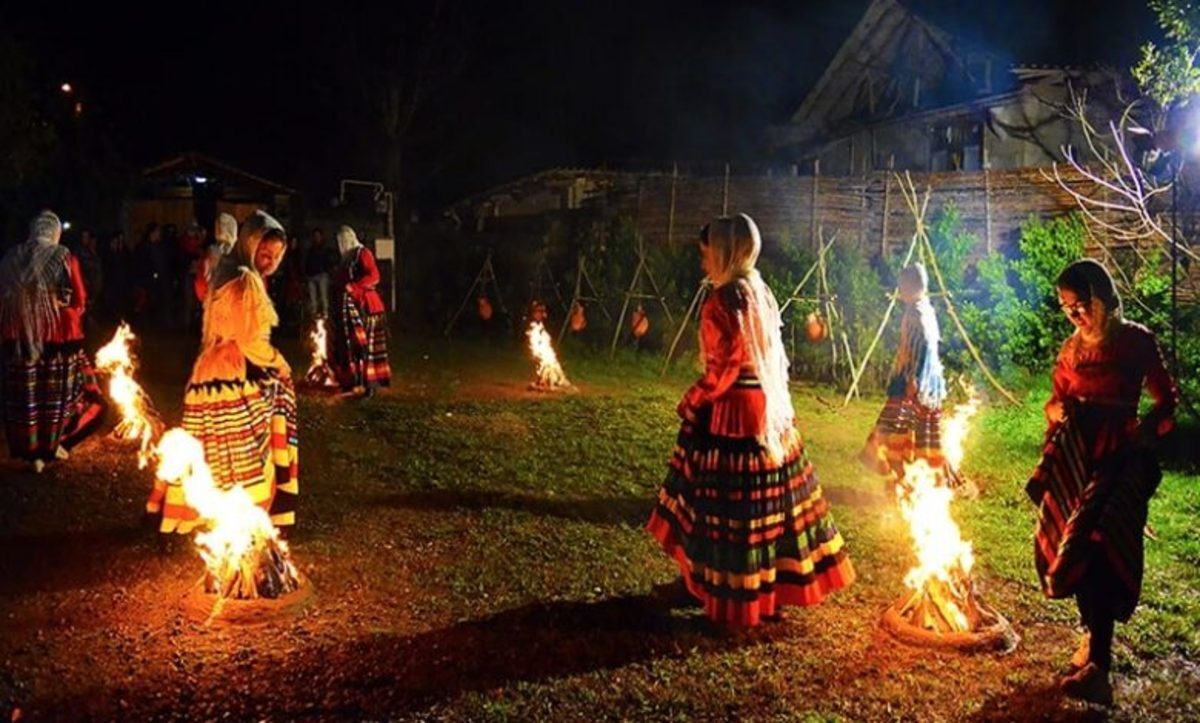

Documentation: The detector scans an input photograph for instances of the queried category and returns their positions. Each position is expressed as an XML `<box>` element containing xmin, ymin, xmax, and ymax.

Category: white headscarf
<box><xmin>214</xmin><ymin>213</ymin><xmax>237</xmax><ymax>251</ymax></box>
<box><xmin>0</xmin><ymin>211</ymin><xmax>70</xmax><ymax>361</ymax></box>
<box><xmin>336</xmin><ymin>225</ymin><xmax>362</xmax><ymax>257</ymax></box>
<box><xmin>705</xmin><ymin>214</ymin><xmax>795</xmax><ymax>462</ymax></box>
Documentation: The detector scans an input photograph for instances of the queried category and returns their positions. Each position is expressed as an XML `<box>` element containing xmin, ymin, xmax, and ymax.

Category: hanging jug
<box><xmin>570</xmin><ymin>302</ymin><xmax>587</xmax><ymax>332</ymax></box>
<box><xmin>805</xmin><ymin>311</ymin><xmax>828</xmax><ymax>342</ymax></box>
<box><xmin>631</xmin><ymin>303</ymin><xmax>650</xmax><ymax>339</ymax></box>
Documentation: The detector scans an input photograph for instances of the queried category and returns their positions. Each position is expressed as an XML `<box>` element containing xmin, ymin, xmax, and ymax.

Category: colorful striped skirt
<box><xmin>2</xmin><ymin>342</ymin><xmax>106</xmax><ymax>462</ymax></box>
<box><xmin>862</xmin><ymin>396</ymin><xmax>957</xmax><ymax>485</ymax></box>
<box><xmin>1026</xmin><ymin>413</ymin><xmax>1158</xmax><ymax>621</ymax></box>
<box><xmin>647</xmin><ymin>409</ymin><xmax>855</xmax><ymax>626</ymax></box>
<box><xmin>332</xmin><ymin>294</ymin><xmax>391</xmax><ymax>391</ymax></box>
<box><xmin>148</xmin><ymin>364</ymin><xmax>299</xmax><ymax>534</ymax></box>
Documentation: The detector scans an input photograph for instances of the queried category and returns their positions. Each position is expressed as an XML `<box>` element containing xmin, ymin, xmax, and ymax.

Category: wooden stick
<box><xmin>780</xmin><ymin>233</ymin><xmax>838</xmax><ymax>314</ymax></box>
<box><xmin>443</xmin><ymin>254</ymin><xmax>487</xmax><ymax>336</ymax></box>
<box><xmin>662</xmin><ymin>282</ymin><xmax>709</xmax><ymax>374</ymax></box>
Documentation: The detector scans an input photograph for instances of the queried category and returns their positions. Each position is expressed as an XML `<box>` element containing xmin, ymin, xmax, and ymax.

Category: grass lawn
<box><xmin>0</xmin><ymin>332</ymin><xmax>1196</xmax><ymax>721</ymax></box>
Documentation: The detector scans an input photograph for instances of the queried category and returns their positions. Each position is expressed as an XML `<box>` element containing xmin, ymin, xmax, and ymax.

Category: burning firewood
<box><xmin>303</xmin><ymin>317</ymin><xmax>338</xmax><ymax>388</ymax></box>
<box><xmin>881</xmin><ymin>394</ymin><xmax>1017</xmax><ymax>652</ymax></box>
<box><xmin>526</xmin><ymin>320</ymin><xmax>575</xmax><ymax>392</ymax></box>
<box><xmin>96</xmin><ymin>322</ymin><xmax>163</xmax><ymax>467</ymax></box>
<box><xmin>155</xmin><ymin>429</ymin><xmax>300</xmax><ymax>602</ymax></box>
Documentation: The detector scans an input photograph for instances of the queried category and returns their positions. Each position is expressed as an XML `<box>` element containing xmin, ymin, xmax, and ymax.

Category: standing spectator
<box><xmin>136</xmin><ymin>223</ymin><xmax>170</xmax><ymax>329</ymax></box>
<box><xmin>73</xmin><ymin>229</ymin><xmax>104</xmax><ymax>331</ymax></box>
<box><xmin>179</xmin><ymin>222</ymin><xmax>206</xmax><ymax>329</ymax></box>
<box><xmin>102</xmin><ymin>231</ymin><xmax>131</xmax><ymax>323</ymax></box>
<box><xmin>304</xmin><ymin>227</ymin><xmax>337</xmax><ymax>318</ymax></box>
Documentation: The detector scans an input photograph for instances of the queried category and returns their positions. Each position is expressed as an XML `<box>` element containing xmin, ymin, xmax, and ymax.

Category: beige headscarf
<box><xmin>704</xmin><ymin>213</ymin><xmax>795</xmax><ymax>461</ymax></box>
<box><xmin>336</xmin><ymin>225</ymin><xmax>362</xmax><ymax>257</ymax></box>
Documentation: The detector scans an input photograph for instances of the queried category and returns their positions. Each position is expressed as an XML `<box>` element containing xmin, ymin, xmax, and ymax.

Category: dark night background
<box><xmin>3</xmin><ymin>0</ymin><xmax>1161</xmax><ymax>220</ymax></box>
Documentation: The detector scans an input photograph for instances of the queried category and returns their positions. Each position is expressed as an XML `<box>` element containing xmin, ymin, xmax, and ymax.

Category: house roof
<box><xmin>773</xmin><ymin>0</ymin><xmax>988</xmax><ymax>150</ymax></box>
<box><xmin>141</xmin><ymin>152</ymin><xmax>296</xmax><ymax>195</ymax></box>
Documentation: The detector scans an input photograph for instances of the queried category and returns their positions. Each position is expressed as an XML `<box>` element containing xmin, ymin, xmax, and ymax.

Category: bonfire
<box><xmin>95</xmin><ymin>322</ymin><xmax>162</xmax><ymax>467</ymax></box>
<box><xmin>526</xmin><ymin>320</ymin><xmax>574</xmax><ymax>392</ymax></box>
<box><xmin>155</xmin><ymin>429</ymin><xmax>300</xmax><ymax>601</ymax></box>
<box><xmin>881</xmin><ymin>392</ymin><xmax>1017</xmax><ymax>651</ymax></box>
<box><xmin>304</xmin><ymin>317</ymin><xmax>338</xmax><ymax>388</ymax></box>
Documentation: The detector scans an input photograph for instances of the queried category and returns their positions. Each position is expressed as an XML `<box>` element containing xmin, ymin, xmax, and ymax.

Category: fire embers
<box><xmin>304</xmin><ymin>317</ymin><xmax>338</xmax><ymax>389</ymax></box>
<box><xmin>96</xmin><ymin>322</ymin><xmax>163</xmax><ymax>468</ymax></box>
<box><xmin>155</xmin><ymin>429</ymin><xmax>301</xmax><ymax>601</ymax></box>
<box><xmin>526</xmin><ymin>321</ymin><xmax>574</xmax><ymax>392</ymax></box>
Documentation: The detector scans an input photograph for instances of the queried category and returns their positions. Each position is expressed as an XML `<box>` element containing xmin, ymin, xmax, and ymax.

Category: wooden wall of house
<box><xmin>621</xmin><ymin>167</ymin><xmax>1093</xmax><ymax>257</ymax></box>
<box><xmin>462</xmin><ymin>164</ymin><xmax>1200</xmax><ymax>296</ymax></box>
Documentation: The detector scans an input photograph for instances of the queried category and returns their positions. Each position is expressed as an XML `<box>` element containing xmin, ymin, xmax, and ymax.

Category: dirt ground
<box><xmin>1</xmin><ymin>328</ymin><xmax>1197</xmax><ymax>722</ymax></box>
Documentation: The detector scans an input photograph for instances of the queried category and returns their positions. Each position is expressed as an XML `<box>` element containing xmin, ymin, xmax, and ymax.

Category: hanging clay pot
<box><xmin>477</xmin><ymin>295</ymin><xmax>494</xmax><ymax>321</ymax></box>
<box><xmin>805</xmin><ymin>311</ymin><xmax>828</xmax><ymax>342</ymax></box>
<box><xmin>569</xmin><ymin>302</ymin><xmax>587</xmax><ymax>332</ymax></box>
<box><xmin>631</xmin><ymin>304</ymin><xmax>650</xmax><ymax>338</ymax></box>
<box><xmin>530</xmin><ymin>300</ymin><xmax>548</xmax><ymax>323</ymax></box>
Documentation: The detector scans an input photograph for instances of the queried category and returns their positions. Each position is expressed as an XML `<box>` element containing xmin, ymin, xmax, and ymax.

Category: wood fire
<box><xmin>881</xmin><ymin>393</ymin><xmax>1017</xmax><ymax>651</ymax></box>
<box><xmin>95</xmin><ymin>322</ymin><xmax>162</xmax><ymax>467</ymax></box>
<box><xmin>304</xmin><ymin>317</ymin><xmax>338</xmax><ymax>388</ymax></box>
<box><xmin>526</xmin><ymin>320</ymin><xmax>573</xmax><ymax>392</ymax></box>
<box><xmin>154</xmin><ymin>429</ymin><xmax>300</xmax><ymax>602</ymax></box>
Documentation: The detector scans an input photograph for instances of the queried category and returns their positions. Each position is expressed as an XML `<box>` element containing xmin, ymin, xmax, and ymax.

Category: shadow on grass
<box><xmin>970</xmin><ymin>680</ymin><xmax>1111</xmax><ymax>722</ymax></box>
<box><xmin>43</xmin><ymin>593</ymin><xmax>775</xmax><ymax>719</ymax></box>
<box><xmin>1159</xmin><ymin>418</ymin><xmax>1200</xmax><ymax>474</ymax></box>
<box><xmin>365</xmin><ymin>488</ymin><xmax>654</xmax><ymax>526</ymax></box>
<box><xmin>0</xmin><ymin>525</ymin><xmax>158</xmax><ymax>596</ymax></box>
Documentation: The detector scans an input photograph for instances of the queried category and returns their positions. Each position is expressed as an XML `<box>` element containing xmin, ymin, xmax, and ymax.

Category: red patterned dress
<box><xmin>861</xmin><ymin>298</ymin><xmax>955</xmax><ymax>486</ymax></box>
<box><xmin>330</xmin><ymin>246</ymin><xmax>391</xmax><ymax>392</ymax></box>
<box><xmin>1</xmin><ymin>245</ymin><xmax>105</xmax><ymax>463</ymax></box>
<box><xmin>1026</xmin><ymin>321</ymin><xmax>1176</xmax><ymax>623</ymax></box>
<box><xmin>647</xmin><ymin>279</ymin><xmax>855</xmax><ymax>626</ymax></box>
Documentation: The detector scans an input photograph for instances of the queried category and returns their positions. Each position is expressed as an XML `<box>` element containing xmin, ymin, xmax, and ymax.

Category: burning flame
<box><xmin>942</xmin><ymin>387</ymin><xmax>980</xmax><ymax>472</ymax></box>
<box><xmin>897</xmin><ymin>459</ymin><xmax>975</xmax><ymax>630</ymax></box>
<box><xmin>891</xmin><ymin>391</ymin><xmax>983</xmax><ymax>633</ymax></box>
<box><xmin>526</xmin><ymin>321</ymin><xmax>571</xmax><ymax>389</ymax></box>
<box><xmin>307</xmin><ymin>318</ymin><xmax>329</xmax><ymax>376</ymax></box>
<box><xmin>304</xmin><ymin>317</ymin><xmax>338</xmax><ymax>388</ymax></box>
<box><xmin>96</xmin><ymin>322</ymin><xmax>161</xmax><ymax>467</ymax></box>
<box><xmin>154</xmin><ymin>428</ymin><xmax>297</xmax><ymax>599</ymax></box>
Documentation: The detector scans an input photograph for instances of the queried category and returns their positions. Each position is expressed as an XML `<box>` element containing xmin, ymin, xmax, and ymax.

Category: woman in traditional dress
<box><xmin>146</xmin><ymin>211</ymin><xmax>299</xmax><ymax>534</ymax></box>
<box><xmin>861</xmin><ymin>263</ymin><xmax>961</xmax><ymax>491</ymax></box>
<box><xmin>1027</xmin><ymin>259</ymin><xmax>1176</xmax><ymax>704</ymax></box>
<box><xmin>646</xmin><ymin>214</ymin><xmax>855</xmax><ymax>627</ymax></box>
<box><xmin>329</xmin><ymin>225</ymin><xmax>390</xmax><ymax>397</ymax></box>
<box><xmin>0</xmin><ymin>211</ymin><xmax>106</xmax><ymax>473</ymax></box>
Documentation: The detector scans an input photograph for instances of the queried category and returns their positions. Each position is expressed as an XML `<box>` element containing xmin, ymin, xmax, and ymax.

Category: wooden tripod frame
<box><xmin>610</xmin><ymin>238</ymin><xmax>675</xmax><ymax>357</ymax></box>
<box><xmin>443</xmin><ymin>250</ymin><xmax>511</xmax><ymax>336</ymax></box>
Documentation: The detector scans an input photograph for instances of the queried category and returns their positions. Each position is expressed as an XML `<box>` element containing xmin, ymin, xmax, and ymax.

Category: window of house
<box><xmin>930</xmin><ymin>118</ymin><xmax>983</xmax><ymax>171</ymax></box>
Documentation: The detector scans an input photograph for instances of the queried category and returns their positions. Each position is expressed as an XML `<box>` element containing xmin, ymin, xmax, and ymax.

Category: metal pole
<box><xmin>387</xmin><ymin>191</ymin><xmax>396</xmax><ymax>313</ymax></box>
<box><xmin>1172</xmin><ymin>173</ymin><xmax>1179</xmax><ymax>371</ymax></box>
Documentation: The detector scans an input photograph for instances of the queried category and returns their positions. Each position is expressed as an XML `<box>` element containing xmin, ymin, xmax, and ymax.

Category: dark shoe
<box><xmin>1060</xmin><ymin>663</ymin><xmax>1113</xmax><ymax>706</ymax></box>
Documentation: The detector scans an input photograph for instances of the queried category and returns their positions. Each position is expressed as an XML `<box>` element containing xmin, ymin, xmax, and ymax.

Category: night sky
<box><xmin>8</xmin><ymin>0</ymin><xmax>1160</xmax><ymax>209</ymax></box>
